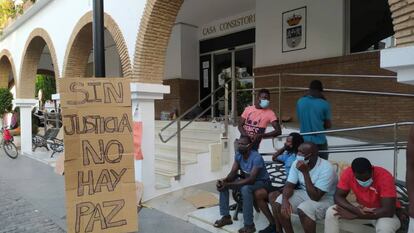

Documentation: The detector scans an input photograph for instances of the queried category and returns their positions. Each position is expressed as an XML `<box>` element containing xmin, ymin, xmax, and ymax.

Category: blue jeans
<box><xmin>219</xmin><ymin>180</ymin><xmax>269</xmax><ymax>226</ymax></box>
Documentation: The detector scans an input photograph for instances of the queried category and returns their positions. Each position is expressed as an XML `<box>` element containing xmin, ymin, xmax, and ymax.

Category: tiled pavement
<box><xmin>0</xmin><ymin>178</ymin><xmax>65</xmax><ymax>233</ymax></box>
<box><xmin>0</xmin><ymin>146</ymin><xmax>210</xmax><ymax>233</ymax></box>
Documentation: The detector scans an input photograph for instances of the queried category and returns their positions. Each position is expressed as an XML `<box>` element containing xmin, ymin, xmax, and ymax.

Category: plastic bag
<box><xmin>133</xmin><ymin>105</ymin><xmax>144</xmax><ymax>160</ymax></box>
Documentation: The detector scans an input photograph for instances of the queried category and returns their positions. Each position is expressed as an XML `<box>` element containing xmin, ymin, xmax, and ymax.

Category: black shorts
<box><xmin>264</xmin><ymin>182</ymin><xmax>283</xmax><ymax>193</ymax></box>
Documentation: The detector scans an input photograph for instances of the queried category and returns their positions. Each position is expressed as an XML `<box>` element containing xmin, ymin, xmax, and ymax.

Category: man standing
<box><xmin>325</xmin><ymin>157</ymin><xmax>401</xmax><ymax>233</ymax></box>
<box><xmin>274</xmin><ymin>142</ymin><xmax>337</xmax><ymax>233</ymax></box>
<box><xmin>296</xmin><ymin>80</ymin><xmax>332</xmax><ymax>159</ymax></box>
<box><xmin>239</xmin><ymin>89</ymin><xmax>281</xmax><ymax>151</ymax></box>
<box><xmin>214</xmin><ymin>136</ymin><xmax>271</xmax><ymax>233</ymax></box>
<box><xmin>407</xmin><ymin>127</ymin><xmax>414</xmax><ymax>232</ymax></box>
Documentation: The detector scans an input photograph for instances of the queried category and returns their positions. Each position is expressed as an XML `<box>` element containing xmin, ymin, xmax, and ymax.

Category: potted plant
<box><xmin>22</xmin><ymin>0</ymin><xmax>35</xmax><ymax>12</ymax></box>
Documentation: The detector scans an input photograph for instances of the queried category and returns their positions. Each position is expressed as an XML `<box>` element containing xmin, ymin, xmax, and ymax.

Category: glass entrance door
<box><xmin>234</xmin><ymin>48</ymin><xmax>253</xmax><ymax>116</ymax></box>
<box><xmin>213</xmin><ymin>52</ymin><xmax>232</xmax><ymax>117</ymax></box>
<box><xmin>199</xmin><ymin>46</ymin><xmax>254</xmax><ymax>118</ymax></box>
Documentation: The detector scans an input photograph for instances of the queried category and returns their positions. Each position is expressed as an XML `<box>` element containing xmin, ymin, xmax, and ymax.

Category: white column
<box><xmin>130</xmin><ymin>82</ymin><xmax>170</xmax><ymax>201</ymax></box>
<box><xmin>13</xmin><ymin>99</ymin><xmax>38</xmax><ymax>154</ymax></box>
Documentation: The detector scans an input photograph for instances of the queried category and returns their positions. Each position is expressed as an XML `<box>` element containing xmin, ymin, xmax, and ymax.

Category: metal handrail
<box><xmin>241</xmin><ymin>72</ymin><xmax>408</xmax><ymax>125</ymax></box>
<box><xmin>159</xmin><ymin>72</ymin><xmax>409</xmax><ymax>144</ymax></box>
<box><xmin>327</xmin><ymin>141</ymin><xmax>407</xmax><ymax>149</ymax></box>
<box><xmin>275</xmin><ymin>121</ymin><xmax>414</xmax><ymax>138</ymax></box>
<box><xmin>158</xmin><ymin>78</ymin><xmax>232</xmax><ymax>143</ymax></box>
<box><xmin>159</xmin><ymin>97</ymin><xmax>226</xmax><ymax>143</ymax></box>
<box><xmin>323</xmin><ymin>145</ymin><xmax>407</xmax><ymax>154</ymax></box>
<box><xmin>237</xmin><ymin>86</ymin><xmax>414</xmax><ymax>98</ymax></box>
<box><xmin>158</xmin><ymin>79</ymin><xmax>231</xmax><ymax>180</ymax></box>
<box><xmin>272</xmin><ymin>121</ymin><xmax>414</xmax><ymax>178</ymax></box>
<box><xmin>283</xmin><ymin>73</ymin><xmax>397</xmax><ymax>79</ymax></box>
<box><xmin>158</xmin><ymin>71</ymin><xmax>413</xmax><ymax>181</ymax></box>
<box><xmin>262</xmin><ymin>144</ymin><xmax>407</xmax><ymax>155</ymax></box>
<box><xmin>247</xmin><ymin>73</ymin><xmax>397</xmax><ymax>79</ymax></box>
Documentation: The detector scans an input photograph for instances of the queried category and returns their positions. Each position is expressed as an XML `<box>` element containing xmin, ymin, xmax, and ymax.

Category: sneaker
<box><xmin>259</xmin><ymin>224</ymin><xmax>276</xmax><ymax>233</ymax></box>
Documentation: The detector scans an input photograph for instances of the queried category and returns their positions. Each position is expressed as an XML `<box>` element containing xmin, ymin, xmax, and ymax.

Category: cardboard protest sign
<box><xmin>60</xmin><ymin>78</ymin><xmax>138</xmax><ymax>233</ymax></box>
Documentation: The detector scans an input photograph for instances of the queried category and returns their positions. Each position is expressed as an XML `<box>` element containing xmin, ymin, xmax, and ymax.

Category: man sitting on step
<box><xmin>274</xmin><ymin>142</ymin><xmax>337</xmax><ymax>233</ymax></box>
<box><xmin>325</xmin><ymin>157</ymin><xmax>401</xmax><ymax>233</ymax></box>
<box><xmin>214</xmin><ymin>135</ymin><xmax>272</xmax><ymax>233</ymax></box>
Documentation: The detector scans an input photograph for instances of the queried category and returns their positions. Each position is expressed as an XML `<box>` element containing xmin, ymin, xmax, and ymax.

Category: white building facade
<box><xmin>0</xmin><ymin>0</ymin><xmax>413</xmax><ymax>200</ymax></box>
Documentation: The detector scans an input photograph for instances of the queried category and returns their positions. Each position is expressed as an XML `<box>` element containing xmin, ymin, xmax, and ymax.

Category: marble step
<box><xmin>155</xmin><ymin>174</ymin><xmax>172</xmax><ymax>189</ymax></box>
<box><xmin>157</xmin><ymin>129</ymin><xmax>222</xmax><ymax>142</ymax></box>
<box><xmin>155</xmin><ymin>138</ymin><xmax>215</xmax><ymax>152</ymax></box>
<box><xmin>155</xmin><ymin>160</ymin><xmax>186</xmax><ymax>177</ymax></box>
<box><xmin>155</xmin><ymin>154</ymin><xmax>197</xmax><ymax>165</ymax></box>
<box><xmin>155</xmin><ymin>120</ymin><xmax>224</xmax><ymax>131</ymax></box>
<box><xmin>155</xmin><ymin>143</ymin><xmax>207</xmax><ymax>155</ymax></box>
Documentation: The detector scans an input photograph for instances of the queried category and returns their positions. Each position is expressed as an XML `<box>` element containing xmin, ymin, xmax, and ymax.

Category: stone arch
<box><xmin>63</xmin><ymin>11</ymin><xmax>132</xmax><ymax>78</ymax></box>
<box><xmin>0</xmin><ymin>49</ymin><xmax>17</xmax><ymax>89</ymax></box>
<box><xmin>19</xmin><ymin>28</ymin><xmax>60</xmax><ymax>98</ymax></box>
<box><xmin>133</xmin><ymin>0</ymin><xmax>183</xmax><ymax>83</ymax></box>
<box><xmin>388</xmin><ymin>0</ymin><xmax>414</xmax><ymax>47</ymax></box>
<box><xmin>133</xmin><ymin>0</ymin><xmax>414</xmax><ymax>84</ymax></box>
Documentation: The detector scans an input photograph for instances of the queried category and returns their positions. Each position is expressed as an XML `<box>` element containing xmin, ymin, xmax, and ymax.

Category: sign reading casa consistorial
<box><xmin>200</xmin><ymin>11</ymin><xmax>255</xmax><ymax>39</ymax></box>
<box><xmin>282</xmin><ymin>6</ymin><xmax>307</xmax><ymax>52</ymax></box>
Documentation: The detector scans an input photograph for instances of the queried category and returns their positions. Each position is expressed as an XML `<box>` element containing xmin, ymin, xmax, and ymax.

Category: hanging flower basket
<box><xmin>22</xmin><ymin>0</ymin><xmax>34</xmax><ymax>12</ymax></box>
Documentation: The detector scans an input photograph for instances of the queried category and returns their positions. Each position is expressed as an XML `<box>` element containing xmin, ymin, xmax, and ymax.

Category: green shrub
<box><xmin>0</xmin><ymin>88</ymin><xmax>13</xmax><ymax>117</ymax></box>
<box><xmin>35</xmin><ymin>74</ymin><xmax>56</xmax><ymax>102</ymax></box>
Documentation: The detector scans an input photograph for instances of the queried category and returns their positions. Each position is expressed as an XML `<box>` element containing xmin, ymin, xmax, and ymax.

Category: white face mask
<box><xmin>296</xmin><ymin>155</ymin><xmax>310</xmax><ymax>164</ymax></box>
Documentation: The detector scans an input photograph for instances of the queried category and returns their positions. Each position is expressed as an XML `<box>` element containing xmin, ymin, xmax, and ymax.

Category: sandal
<box><xmin>238</xmin><ymin>224</ymin><xmax>256</xmax><ymax>233</ymax></box>
<box><xmin>213</xmin><ymin>215</ymin><xmax>233</xmax><ymax>228</ymax></box>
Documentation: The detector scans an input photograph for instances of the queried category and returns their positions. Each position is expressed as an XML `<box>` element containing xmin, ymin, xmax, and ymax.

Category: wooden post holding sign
<box><xmin>60</xmin><ymin>78</ymin><xmax>138</xmax><ymax>233</ymax></box>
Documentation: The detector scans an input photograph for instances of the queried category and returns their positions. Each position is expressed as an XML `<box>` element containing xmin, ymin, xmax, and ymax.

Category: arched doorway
<box><xmin>135</xmin><ymin>0</ymin><xmax>256</xmax><ymax>119</ymax></box>
<box><xmin>131</xmin><ymin>0</ymin><xmax>411</xmax><ymax>200</ymax></box>
<box><xmin>134</xmin><ymin>0</ymin><xmax>183</xmax><ymax>83</ymax></box>
<box><xmin>17</xmin><ymin>28</ymin><xmax>60</xmax><ymax>154</ymax></box>
<box><xmin>0</xmin><ymin>50</ymin><xmax>17</xmax><ymax>93</ymax></box>
<box><xmin>19</xmin><ymin>28</ymin><xmax>59</xmax><ymax>99</ymax></box>
<box><xmin>63</xmin><ymin>12</ymin><xmax>131</xmax><ymax>78</ymax></box>
<box><xmin>0</xmin><ymin>50</ymin><xmax>17</xmax><ymax>131</ymax></box>
<box><xmin>134</xmin><ymin>0</ymin><xmax>405</xmax><ymax>83</ymax></box>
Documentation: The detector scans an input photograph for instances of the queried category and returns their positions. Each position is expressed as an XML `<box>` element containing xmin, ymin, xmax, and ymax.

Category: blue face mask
<box><xmin>259</xmin><ymin>99</ymin><xmax>270</xmax><ymax>108</ymax></box>
<box><xmin>357</xmin><ymin>178</ymin><xmax>373</xmax><ymax>188</ymax></box>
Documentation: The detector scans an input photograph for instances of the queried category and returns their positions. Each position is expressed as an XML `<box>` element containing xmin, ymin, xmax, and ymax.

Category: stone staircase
<box><xmin>154</xmin><ymin>120</ymin><xmax>224</xmax><ymax>189</ymax></box>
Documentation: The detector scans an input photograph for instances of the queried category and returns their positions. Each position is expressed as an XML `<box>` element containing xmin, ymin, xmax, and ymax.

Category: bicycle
<box><xmin>1</xmin><ymin>128</ymin><xmax>18</xmax><ymax>159</ymax></box>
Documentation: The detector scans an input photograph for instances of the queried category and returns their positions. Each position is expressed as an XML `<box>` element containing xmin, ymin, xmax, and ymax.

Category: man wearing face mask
<box><xmin>274</xmin><ymin>142</ymin><xmax>337</xmax><ymax>233</ymax></box>
<box><xmin>239</xmin><ymin>89</ymin><xmax>281</xmax><ymax>151</ymax></box>
<box><xmin>324</xmin><ymin>157</ymin><xmax>401</xmax><ymax>233</ymax></box>
<box><xmin>214</xmin><ymin>136</ymin><xmax>271</xmax><ymax>233</ymax></box>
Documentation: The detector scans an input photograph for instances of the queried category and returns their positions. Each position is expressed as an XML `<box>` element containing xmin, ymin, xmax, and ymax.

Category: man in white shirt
<box><xmin>273</xmin><ymin>142</ymin><xmax>337</xmax><ymax>233</ymax></box>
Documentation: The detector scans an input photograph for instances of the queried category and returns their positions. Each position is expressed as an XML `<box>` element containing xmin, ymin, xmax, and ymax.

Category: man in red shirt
<box><xmin>324</xmin><ymin>157</ymin><xmax>400</xmax><ymax>233</ymax></box>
